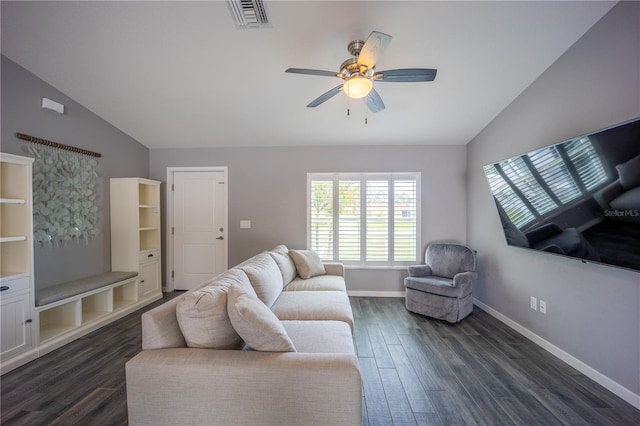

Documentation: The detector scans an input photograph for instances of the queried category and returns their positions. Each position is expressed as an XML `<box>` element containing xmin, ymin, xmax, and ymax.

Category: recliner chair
<box><xmin>404</xmin><ymin>243</ymin><xmax>477</xmax><ymax>323</ymax></box>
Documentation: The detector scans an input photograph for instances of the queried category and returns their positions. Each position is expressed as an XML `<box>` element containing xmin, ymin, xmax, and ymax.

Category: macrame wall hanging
<box><xmin>18</xmin><ymin>133</ymin><xmax>101</xmax><ymax>248</ymax></box>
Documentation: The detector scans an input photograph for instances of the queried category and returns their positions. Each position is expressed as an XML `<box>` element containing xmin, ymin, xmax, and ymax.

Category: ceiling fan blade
<box><xmin>357</xmin><ymin>31</ymin><xmax>392</xmax><ymax>70</ymax></box>
<box><xmin>285</xmin><ymin>68</ymin><xmax>339</xmax><ymax>78</ymax></box>
<box><xmin>364</xmin><ymin>88</ymin><xmax>385</xmax><ymax>113</ymax></box>
<box><xmin>307</xmin><ymin>85</ymin><xmax>343</xmax><ymax>108</ymax></box>
<box><xmin>375</xmin><ymin>68</ymin><xmax>437</xmax><ymax>82</ymax></box>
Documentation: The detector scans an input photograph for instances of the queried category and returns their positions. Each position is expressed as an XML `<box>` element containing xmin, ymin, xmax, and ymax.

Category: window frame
<box><xmin>307</xmin><ymin>172</ymin><xmax>421</xmax><ymax>268</ymax></box>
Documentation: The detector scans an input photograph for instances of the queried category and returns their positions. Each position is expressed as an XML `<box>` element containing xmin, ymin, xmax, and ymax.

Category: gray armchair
<box><xmin>404</xmin><ymin>243</ymin><xmax>477</xmax><ymax>323</ymax></box>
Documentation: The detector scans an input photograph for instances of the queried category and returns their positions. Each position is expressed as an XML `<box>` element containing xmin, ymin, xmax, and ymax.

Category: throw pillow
<box><xmin>176</xmin><ymin>284</ymin><xmax>243</xmax><ymax>349</ymax></box>
<box><xmin>288</xmin><ymin>249</ymin><xmax>326</xmax><ymax>279</ymax></box>
<box><xmin>616</xmin><ymin>154</ymin><xmax>640</xmax><ymax>190</ymax></box>
<box><xmin>269</xmin><ymin>249</ymin><xmax>297</xmax><ymax>285</ymax></box>
<box><xmin>227</xmin><ymin>285</ymin><xmax>296</xmax><ymax>352</ymax></box>
<box><xmin>240</xmin><ymin>252</ymin><xmax>284</xmax><ymax>307</ymax></box>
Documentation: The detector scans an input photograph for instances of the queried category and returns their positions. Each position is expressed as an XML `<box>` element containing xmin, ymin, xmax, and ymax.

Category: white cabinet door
<box><xmin>0</xmin><ymin>292</ymin><xmax>33</xmax><ymax>359</ymax></box>
<box><xmin>139</xmin><ymin>260</ymin><xmax>161</xmax><ymax>300</ymax></box>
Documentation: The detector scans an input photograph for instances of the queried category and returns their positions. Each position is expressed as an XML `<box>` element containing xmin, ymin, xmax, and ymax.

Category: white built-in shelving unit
<box><xmin>110</xmin><ymin>178</ymin><xmax>162</xmax><ymax>301</ymax></box>
<box><xmin>0</xmin><ymin>153</ymin><xmax>35</xmax><ymax>363</ymax></box>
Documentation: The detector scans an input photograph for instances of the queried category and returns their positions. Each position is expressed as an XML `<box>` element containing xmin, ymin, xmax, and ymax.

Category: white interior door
<box><xmin>170</xmin><ymin>170</ymin><xmax>227</xmax><ymax>291</ymax></box>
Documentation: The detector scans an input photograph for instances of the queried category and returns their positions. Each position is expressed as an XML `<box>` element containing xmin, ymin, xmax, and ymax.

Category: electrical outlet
<box><xmin>530</xmin><ymin>296</ymin><xmax>537</xmax><ymax>310</ymax></box>
<box><xmin>540</xmin><ymin>300</ymin><xmax>547</xmax><ymax>314</ymax></box>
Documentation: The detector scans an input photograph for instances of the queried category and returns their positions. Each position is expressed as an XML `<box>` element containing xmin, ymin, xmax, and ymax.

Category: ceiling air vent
<box><xmin>228</xmin><ymin>0</ymin><xmax>271</xmax><ymax>29</ymax></box>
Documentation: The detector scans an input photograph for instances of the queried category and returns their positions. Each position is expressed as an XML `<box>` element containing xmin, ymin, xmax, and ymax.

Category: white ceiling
<box><xmin>1</xmin><ymin>1</ymin><xmax>615</xmax><ymax>149</ymax></box>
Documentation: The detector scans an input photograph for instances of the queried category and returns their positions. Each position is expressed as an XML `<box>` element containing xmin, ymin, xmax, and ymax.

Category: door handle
<box><xmin>216</xmin><ymin>236</ymin><xmax>224</xmax><ymax>240</ymax></box>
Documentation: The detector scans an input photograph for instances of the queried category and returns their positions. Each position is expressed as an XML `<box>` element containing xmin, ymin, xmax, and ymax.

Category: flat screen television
<box><xmin>483</xmin><ymin>117</ymin><xmax>640</xmax><ymax>272</ymax></box>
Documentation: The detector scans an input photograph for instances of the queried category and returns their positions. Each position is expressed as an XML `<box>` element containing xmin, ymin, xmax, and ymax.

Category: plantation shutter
<box><xmin>394</xmin><ymin>179</ymin><xmax>417</xmax><ymax>261</ymax></box>
<box><xmin>366</xmin><ymin>180</ymin><xmax>389</xmax><ymax>261</ymax></box>
<box><xmin>565</xmin><ymin>137</ymin><xmax>608</xmax><ymax>191</ymax></box>
<box><xmin>528</xmin><ymin>146</ymin><xmax>581</xmax><ymax>204</ymax></box>
<box><xmin>308</xmin><ymin>173</ymin><xmax>420</xmax><ymax>266</ymax></box>
<box><xmin>338</xmin><ymin>180</ymin><xmax>361</xmax><ymax>261</ymax></box>
<box><xmin>309</xmin><ymin>179</ymin><xmax>333</xmax><ymax>260</ymax></box>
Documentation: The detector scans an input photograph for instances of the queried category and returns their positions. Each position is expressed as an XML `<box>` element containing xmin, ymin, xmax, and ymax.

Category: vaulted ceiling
<box><xmin>1</xmin><ymin>1</ymin><xmax>615</xmax><ymax>149</ymax></box>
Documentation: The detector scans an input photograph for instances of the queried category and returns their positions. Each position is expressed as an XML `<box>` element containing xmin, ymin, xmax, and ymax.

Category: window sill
<box><xmin>344</xmin><ymin>265</ymin><xmax>410</xmax><ymax>271</ymax></box>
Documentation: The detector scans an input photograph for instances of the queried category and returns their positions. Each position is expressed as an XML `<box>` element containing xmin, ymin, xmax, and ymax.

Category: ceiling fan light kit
<box><xmin>285</xmin><ymin>31</ymin><xmax>437</xmax><ymax>113</ymax></box>
<box><xmin>343</xmin><ymin>77</ymin><xmax>373</xmax><ymax>99</ymax></box>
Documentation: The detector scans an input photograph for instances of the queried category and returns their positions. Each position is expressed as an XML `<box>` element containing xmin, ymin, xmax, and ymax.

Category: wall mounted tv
<box><xmin>483</xmin><ymin>117</ymin><xmax>640</xmax><ymax>273</ymax></box>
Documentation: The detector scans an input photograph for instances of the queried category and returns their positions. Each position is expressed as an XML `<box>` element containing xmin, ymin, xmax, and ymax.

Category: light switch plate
<box><xmin>240</xmin><ymin>220</ymin><xmax>251</xmax><ymax>229</ymax></box>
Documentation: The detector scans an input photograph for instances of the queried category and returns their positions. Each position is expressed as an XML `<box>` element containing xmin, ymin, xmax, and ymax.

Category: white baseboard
<box><xmin>474</xmin><ymin>298</ymin><xmax>640</xmax><ymax>410</ymax></box>
<box><xmin>348</xmin><ymin>290</ymin><xmax>405</xmax><ymax>298</ymax></box>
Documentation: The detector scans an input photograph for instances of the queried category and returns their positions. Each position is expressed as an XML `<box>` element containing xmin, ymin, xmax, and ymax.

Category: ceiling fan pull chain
<box><xmin>365</xmin><ymin>117</ymin><xmax>368</xmax><ymax>125</ymax></box>
<box><xmin>347</xmin><ymin>108</ymin><xmax>350</xmax><ymax>116</ymax></box>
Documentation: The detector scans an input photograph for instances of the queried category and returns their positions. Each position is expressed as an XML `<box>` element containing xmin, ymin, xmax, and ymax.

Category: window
<box><xmin>308</xmin><ymin>173</ymin><xmax>420</xmax><ymax>267</ymax></box>
<box><xmin>484</xmin><ymin>136</ymin><xmax>608</xmax><ymax>229</ymax></box>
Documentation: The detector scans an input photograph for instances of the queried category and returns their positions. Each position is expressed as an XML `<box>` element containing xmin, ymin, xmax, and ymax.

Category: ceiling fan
<box><xmin>285</xmin><ymin>31</ymin><xmax>437</xmax><ymax>113</ymax></box>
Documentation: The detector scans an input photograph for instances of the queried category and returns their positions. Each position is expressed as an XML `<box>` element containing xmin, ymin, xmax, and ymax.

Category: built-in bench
<box><xmin>34</xmin><ymin>271</ymin><xmax>142</xmax><ymax>352</ymax></box>
<box><xmin>36</xmin><ymin>271</ymin><xmax>138</xmax><ymax>307</ymax></box>
<box><xmin>1</xmin><ymin>270</ymin><xmax>163</xmax><ymax>375</ymax></box>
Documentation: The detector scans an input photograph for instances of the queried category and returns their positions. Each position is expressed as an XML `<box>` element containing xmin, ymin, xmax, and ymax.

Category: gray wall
<box><xmin>467</xmin><ymin>2</ymin><xmax>640</xmax><ymax>398</ymax></box>
<box><xmin>150</xmin><ymin>145</ymin><xmax>467</xmax><ymax>292</ymax></box>
<box><xmin>1</xmin><ymin>56</ymin><xmax>150</xmax><ymax>289</ymax></box>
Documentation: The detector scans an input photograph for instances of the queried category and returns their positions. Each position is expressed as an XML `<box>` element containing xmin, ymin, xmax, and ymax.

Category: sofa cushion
<box><xmin>282</xmin><ymin>320</ymin><xmax>355</xmax><ymax>354</ymax></box>
<box><xmin>610</xmin><ymin>186</ymin><xmax>640</xmax><ymax>211</ymax></box>
<box><xmin>240</xmin><ymin>252</ymin><xmax>284</xmax><ymax>307</ymax></box>
<box><xmin>288</xmin><ymin>249</ymin><xmax>326</xmax><ymax>279</ymax></box>
<box><xmin>269</xmin><ymin>246</ymin><xmax>298</xmax><ymax>285</ymax></box>
<box><xmin>176</xmin><ymin>286</ymin><xmax>242</xmax><ymax>350</ymax></box>
<box><xmin>271</xmin><ymin>291</ymin><xmax>354</xmax><ymax>329</ymax></box>
<box><xmin>284</xmin><ymin>275</ymin><xmax>346</xmax><ymax>292</ymax></box>
<box><xmin>175</xmin><ymin>268</ymin><xmax>252</xmax><ymax>349</ymax></box>
<box><xmin>404</xmin><ymin>276</ymin><xmax>472</xmax><ymax>299</ymax></box>
<box><xmin>616</xmin><ymin>154</ymin><xmax>640</xmax><ymax>191</ymax></box>
<box><xmin>227</xmin><ymin>285</ymin><xmax>296</xmax><ymax>352</ymax></box>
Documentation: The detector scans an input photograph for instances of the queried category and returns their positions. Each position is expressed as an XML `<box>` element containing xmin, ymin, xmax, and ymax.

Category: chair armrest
<box><xmin>126</xmin><ymin>348</ymin><xmax>361</xmax><ymax>426</ymax></box>
<box><xmin>525</xmin><ymin>223</ymin><xmax>563</xmax><ymax>245</ymax></box>
<box><xmin>593</xmin><ymin>180</ymin><xmax>623</xmax><ymax>211</ymax></box>
<box><xmin>537</xmin><ymin>244</ymin><xmax>565</xmax><ymax>254</ymax></box>
<box><xmin>323</xmin><ymin>262</ymin><xmax>345</xmax><ymax>277</ymax></box>
<box><xmin>453</xmin><ymin>271</ymin><xmax>478</xmax><ymax>287</ymax></box>
<box><xmin>408</xmin><ymin>265</ymin><xmax>433</xmax><ymax>277</ymax></box>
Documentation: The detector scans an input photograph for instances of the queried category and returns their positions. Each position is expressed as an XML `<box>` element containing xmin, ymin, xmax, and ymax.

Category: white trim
<box><xmin>348</xmin><ymin>290</ymin><xmax>405</xmax><ymax>298</ymax></box>
<box><xmin>473</xmin><ymin>298</ymin><xmax>640</xmax><ymax>410</ymax></box>
<box><xmin>166</xmin><ymin>167</ymin><xmax>228</xmax><ymax>293</ymax></box>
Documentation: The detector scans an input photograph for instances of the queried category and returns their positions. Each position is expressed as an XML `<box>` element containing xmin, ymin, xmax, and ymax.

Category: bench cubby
<box><xmin>35</xmin><ymin>273</ymin><xmax>139</xmax><ymax>346</ymax></box>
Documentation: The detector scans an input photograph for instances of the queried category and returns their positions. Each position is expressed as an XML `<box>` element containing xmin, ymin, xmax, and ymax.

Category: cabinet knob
<box><xmin>141</xmin><ymin>280</ymin><xmax>145</xmax><ymax>283</ymax></box>
<box><xmin>148</xmin><ymin>253</ymin><xmax>154</xmax><ymax>258</ymax></box>
<box><xmin>0</xmin><ymin>286</ymin><xmax>9</xmax><ymax>292</ymax></box>
<box><xmin>25</xmin><ymin>319</ymin><xmax>32</xmax><ymax>324</ymax></box>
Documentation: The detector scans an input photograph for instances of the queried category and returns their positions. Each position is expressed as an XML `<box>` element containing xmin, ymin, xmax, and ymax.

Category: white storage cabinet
<box><xmin>110</xmin><ymin>178</ymin><xmax>162</xmax><ymax>301</ymax></box>
<box><xmin>0</xmin><ymin>153</ymin><xmax>35</xmax><ymax>362</ymax></box>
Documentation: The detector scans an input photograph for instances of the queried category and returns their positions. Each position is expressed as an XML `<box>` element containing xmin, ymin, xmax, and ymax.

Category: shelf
<box><xmin>0</xmin><ymin>236</ymin><xmax>27</xmax><ymax>243</ymax></box>
<box><xmin>139</xmin><ymin>227</ymin><xmax>158</xmax><ymax>232</ymax></box>
<box><xmin>0</xmin><ymin>198</ymin><xmax>26</xmax><ymax>204</ymax></box>
<box><xmin>0</xmin><ymin>272</ymin><xmax>29</xmax><ymax>281</ymax></box>
<box><xmin>40</xmin><ymin>324</ymin><xmax>78</xmax><ymax>343</ymax></box>
<box><xmin>139</xmin><ymin>204</ymin><xmax>158</xmax><ymax>209</ymax></box>
<box><xmin>113</xmin><ymin>299</ymin><xmax>137</xmax><ymax>311</ymax></box>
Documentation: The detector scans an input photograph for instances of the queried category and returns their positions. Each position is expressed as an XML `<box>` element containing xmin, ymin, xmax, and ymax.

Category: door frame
<box><xmin>166</xmin><ymin>166</ymin><xmax>228</xmax><ymax>292</ymax></box>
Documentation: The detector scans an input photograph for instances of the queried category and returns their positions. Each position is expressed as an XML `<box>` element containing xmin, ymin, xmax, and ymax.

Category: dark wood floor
<box><xmin>1</xmin><ymin>294</ymin><xmax>638</xmax><ymax>425</ymax></box>
<box><xmin>352</xmin><ymin>297</ymin><xmax>640</xmax><ymax>426</ymax></box>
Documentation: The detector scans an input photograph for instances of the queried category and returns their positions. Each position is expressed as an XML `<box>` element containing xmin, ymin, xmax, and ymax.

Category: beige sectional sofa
<box><xmin>125</xmin><ymin>245</ymin><xmax>361</xmax><ymax>426</ymax></box>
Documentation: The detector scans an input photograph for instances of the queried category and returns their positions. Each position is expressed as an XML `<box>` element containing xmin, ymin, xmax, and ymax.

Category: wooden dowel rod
<box><xmin>16</xmin><ymin>133</ymin><xmax>102</xmax><ymax>158</ymax></box>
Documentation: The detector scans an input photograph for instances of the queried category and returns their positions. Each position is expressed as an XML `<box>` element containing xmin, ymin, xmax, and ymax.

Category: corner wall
<box><xmin>1</xmin><ymin>55</ymin><xmax>150</xmax><ymax>289</ymax></box>
<box><xmin>150</xmin><ymin>144</ymin><xmax>467</xmax><ymax>293</ymax></box>
<box><xmin>467</xmin><ymin>2</ymin><xmax>640</xmax><ymax>403</ymax></box>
